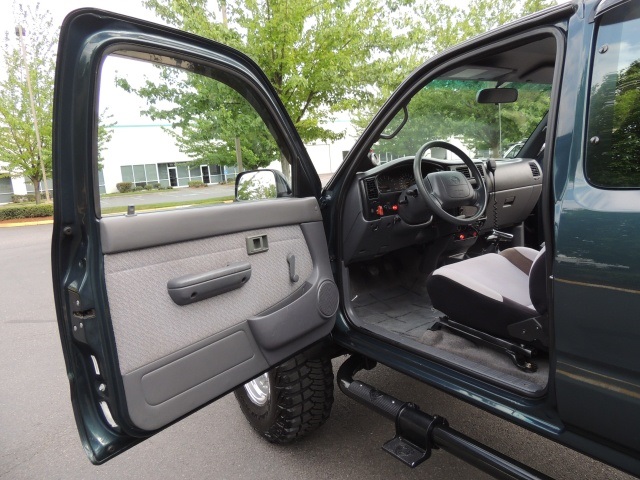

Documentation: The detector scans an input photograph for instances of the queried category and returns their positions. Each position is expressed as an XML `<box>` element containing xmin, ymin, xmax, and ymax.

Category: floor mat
<box><xmin>352</xmin><ymin>286</ymin><xmax>442</xmax><ymax>339</ymax></box>
<box><xmin>350</xmin><ymin>284</ymin><xmax>548</xmax><ymax>391</ymax></box>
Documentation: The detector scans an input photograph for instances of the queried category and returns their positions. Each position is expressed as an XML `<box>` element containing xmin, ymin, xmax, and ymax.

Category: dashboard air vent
<box><xmin>364</xmin><ymin>178</ymin><xmax>378</xmax><ymax>199</ymax></box>
<box><xmin>529</xmin><ymin>162</ymin><xmax>541</xmax><ymax>178</ymax></box>
<box><xmin>456</xmin><ymin>166</ymin><xmax>484</xmax><ymax>179</ymax></box>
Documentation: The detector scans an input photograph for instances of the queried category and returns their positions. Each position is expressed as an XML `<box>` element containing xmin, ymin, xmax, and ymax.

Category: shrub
<box><xmin>143</xmin><ymin>183</ymin><xmax>153</xmax><ymax>190</ymax></box>
<box><xmin>151</xmin><ymin>182</ymin><xmax>161</xmax><ymax>189</ymax></box>
<box><xmin>188</xmin><ymin>180</ymin><xmax>206</xmax><ymax>188</ymax></box>
<box><xmin>12</xmin><ymin>194</ymin><xmax>36</xmax><ymax>203</ymax></box>
<box><xmin>116</xmin><ymin>182</ymin><xmax>133</xmax><ymax>193</ymax></box>
<box><xmin>0</xmin><ymin>203</ymin><xmax>54</xmax><ymax>221</ymax></box>
<box><xmin>11</xmin><ymin>194</ymin><xmax>53</xmax><ymax>203</ymax></box>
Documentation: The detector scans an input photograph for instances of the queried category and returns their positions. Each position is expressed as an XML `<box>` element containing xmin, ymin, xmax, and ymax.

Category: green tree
<box><xmin>128</xmin><ymin>0</ymin><xmax>554</xmax><ymax>172</ymax></box>
<box><xmin>98</xmin><ymin>111</ymin><xmax>116</xmax><ymax>171</ymax></box>
<box><xmin>0</xmin><ymin>3</ymin><xmax>56</xmax><ymax>204</ymax></box>
<box><xmin>413</xmin><ymin>0</ymin><xmax>555</xmax><ymax>55</ymax></box>
<box><xmin>588</xmin><ymin>61</ymin><xmax>640</xmax><ymax>186</ymax></box>
<box><xmin>368</xmin><ymin>0</ymin><xmax>555</xmax><ymax>157</ymax></box>
<box><xmin>378</xmin><ymin>80</ymin><xmax>550</xmax><ymax>159</ymax></box>
<box><xmin>131</xmin><ymin>0</ymin><xmax>423</xmax><ymax>173</ymax></box>
<box><xmin>116</xmin><ymin>68</ymin><xmax>281</xmax><ymax>171</ymax></box>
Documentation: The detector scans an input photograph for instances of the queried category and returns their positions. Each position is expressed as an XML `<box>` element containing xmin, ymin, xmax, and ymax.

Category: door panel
<box><xmin>107</xmin><ymin>212</ymin><xmax>335</xmax><ymax>432</ymax></box>
<box><xmin>52</xmin><ymin>9</ymin><xmax>333</xmax><ymax>462</ymax></box>
<box><xmin>105</xmin><ymin>223</ymin><xmax>313</xmax><ymax>376</ymax></box>
<box><xmin>102</xmin><ymin>212</ymin><xmax>330</xmax><ymax>430</ymax></box>
<box><xmin>102</xmin><ymin>205</ymin><xmax>329</xmax><ymax>430</ymax></box>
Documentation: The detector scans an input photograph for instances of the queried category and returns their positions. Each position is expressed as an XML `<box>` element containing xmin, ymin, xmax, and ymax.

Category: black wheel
<box><xmin>234</xmin><ymin>354</ymin><xmax>334</xmax><ymax>443</ymax></box>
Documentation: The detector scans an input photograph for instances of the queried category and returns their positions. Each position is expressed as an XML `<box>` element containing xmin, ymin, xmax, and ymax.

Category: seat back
<box><xmin>529</xmin><ymin>246</ymin><xmax>547</xmax><ymax>314</ymax></box>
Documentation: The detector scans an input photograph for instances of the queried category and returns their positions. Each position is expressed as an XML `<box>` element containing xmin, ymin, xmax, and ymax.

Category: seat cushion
<box><xmin>426</xmin><ymin>251</ymin><xmax>538</xmax><ymax>338</ymax></box>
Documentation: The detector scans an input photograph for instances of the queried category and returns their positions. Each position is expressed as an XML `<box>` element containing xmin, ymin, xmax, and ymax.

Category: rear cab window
<box><xmin>585</xmin><ymin>2</ymin><xmax>640</xmax><ymax>188</ymax></box>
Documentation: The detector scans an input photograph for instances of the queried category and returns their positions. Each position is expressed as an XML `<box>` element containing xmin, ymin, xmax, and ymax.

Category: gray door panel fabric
<box><xmin>247</xmin><ymin>222</ymin><xmax>339</xmax><ymax>364</ymax></box>
<box><xmin>101</xmin><ymin>205</ymin><xmax>336</xmax><ymax>431</ymax></box>
<box><xmin>104</xmin><ymin>224</ymin><xmax>314</xmax><ymax>375</ymax></box>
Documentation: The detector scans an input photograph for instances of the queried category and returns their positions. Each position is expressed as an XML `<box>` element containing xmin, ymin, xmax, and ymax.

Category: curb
<box><xmin>0</xmin><ymin>200</ymin><xmax>236</xmax><ymax>228</ymax></box>
<box><xmin>0</xmin><ymin>218</ymin><xmax>54</xmax><ymax>228</ymax></box>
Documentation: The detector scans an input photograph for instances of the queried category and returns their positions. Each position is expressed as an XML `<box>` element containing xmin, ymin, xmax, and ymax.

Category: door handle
<box><xmin>287</xmin><ymin>254</ymin><xmax>299</xmax><ymax>283</ymax></box>
<box><xmin>167</xmin><ymin>262</ymin><xmax>251</xmax><ymax>306</ymax></box>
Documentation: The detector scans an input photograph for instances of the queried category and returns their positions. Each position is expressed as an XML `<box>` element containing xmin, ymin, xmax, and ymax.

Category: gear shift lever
<box><xmin>484</xmin><ymin>160</ymin><xmax>513</xmax><ymax>253</ymax></box>
<box><xmin>484</xmin><ymin>229</ymin><xmax>514</xmax><ymax>253</ymax></box>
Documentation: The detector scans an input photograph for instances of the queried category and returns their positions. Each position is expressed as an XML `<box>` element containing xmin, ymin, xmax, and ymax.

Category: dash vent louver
<box><xmin>456</xmin><ymin>166</ymin><xmax>484</xmax><ymax>179</ymax></box>
<box><xmin>364</xmin><ymin>178</ymin><xmax>378</xmax><ymax>199</ymax></box>
<box><xmin>529</xmin><ymin>162</ymin><xmax>541</xmax><ymax>177</ymax></box>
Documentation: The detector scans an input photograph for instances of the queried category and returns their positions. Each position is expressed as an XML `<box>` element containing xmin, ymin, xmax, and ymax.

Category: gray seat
<box><xmin>426</xmin><ymin>247</ymin><xmax>547</xmax><ymax>339</ymax></box>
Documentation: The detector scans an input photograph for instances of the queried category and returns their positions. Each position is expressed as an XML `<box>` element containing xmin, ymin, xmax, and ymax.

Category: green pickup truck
<box><xmin>51</xmin><ymin>1</ymin><xmax>640</xmax><ymax>477</ymax></box>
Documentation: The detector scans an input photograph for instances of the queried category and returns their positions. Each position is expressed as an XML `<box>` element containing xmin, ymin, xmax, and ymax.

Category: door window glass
<box><xmin>585</xmin><ymin>3</ymin><xmax>640</xmax><ymax>188</ymax></box>
<box><xmin>97</xmin><ymin>52</ymin><xmax>291</xmax><ymax>216</ymax></box>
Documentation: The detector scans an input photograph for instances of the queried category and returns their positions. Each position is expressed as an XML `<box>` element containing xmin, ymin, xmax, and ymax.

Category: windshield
<box><xmin>376</xmin><ymin>79</ymin><xmax>551</xmax><ymax>162</ymax></box>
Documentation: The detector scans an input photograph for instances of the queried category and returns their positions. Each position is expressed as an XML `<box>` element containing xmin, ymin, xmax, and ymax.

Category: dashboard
<box><xmin>342</xmin><ymin>156</ymin><xmax>543</xmax><ymax>264</ymax></box>
<box><xmin>361</xmin><ymin>158</ymin><xmax>483</xmax><ymax>220</ymax></box>
<box><xmin>375</xmin><ymin>162</ymin><xmax>442</xmax><ymax>193</ymax></box>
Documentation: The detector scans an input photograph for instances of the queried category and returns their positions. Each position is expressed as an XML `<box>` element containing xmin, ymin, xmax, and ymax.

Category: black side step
<box><xmin>337</xmin><ymin>355</ymin><xmax>552</xmax><ymax>480</ymax></box>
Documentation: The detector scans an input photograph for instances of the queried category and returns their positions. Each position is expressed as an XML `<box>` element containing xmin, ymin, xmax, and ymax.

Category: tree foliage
<box><xmin>116</xmin><ymin>66</ymin><xmax>281</xmax><ymax>171</ymax></box>
<box><xmin>369</xmin><ymin>0</ymin><xmax>555</xmax><ymax>158</ymax></box>
<box><xmin>0</xmin><ymin>3</ymin><xmax>56</xmax><ymax>204</ymax></box>
<box><xmin>378</xmin><ymin>80</ymin><xmax>550</xmax><ymax>158</ymax></box>
<box><xmin>144</xmin><ymin>0</ymin><xmax>419</xmax><ymax>140</ymax></box>
<box><xmin>126</xmin><ymin>0</ymin><xmax>555</xmax><ymax>169</ymax></box>
<box><xmin>129</xmin><ymin>0</ymin><xmax>431</xmax><ymax>170</ymax></box>
<box><xmin>587</xmin><ymin>60</ymin><xmax>640</xmax><ymax>186</ymax></box>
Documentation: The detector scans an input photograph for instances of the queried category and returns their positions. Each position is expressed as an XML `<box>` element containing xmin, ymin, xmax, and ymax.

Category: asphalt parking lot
<box><xmin>0</xmin><ymin>224</ymin><xmax>634</xmax><ymax>479</ymax></box>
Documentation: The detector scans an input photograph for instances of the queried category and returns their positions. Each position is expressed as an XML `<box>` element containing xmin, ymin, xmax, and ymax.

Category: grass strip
<box><xmin>101</xmin><ymin>196</ymin><xmax>235</xmax><ymax>215</ymax></box>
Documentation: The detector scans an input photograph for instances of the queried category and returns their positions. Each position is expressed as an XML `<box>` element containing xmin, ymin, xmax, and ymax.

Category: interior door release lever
<box><xmin>287</xmin><ymin>254</ymin><xmax>299</xmax><ymax>283</ymax></box>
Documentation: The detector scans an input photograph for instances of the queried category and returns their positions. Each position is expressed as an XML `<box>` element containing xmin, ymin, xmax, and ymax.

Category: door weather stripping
<box><xmin>337</xmin><ymin>355</ymin><xmax>551</xmax><ymax>480</ymax></box>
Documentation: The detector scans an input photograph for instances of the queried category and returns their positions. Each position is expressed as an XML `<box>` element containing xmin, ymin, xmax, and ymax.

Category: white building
<box><xmin>97</xmin><ymin>115</ymin><xmax>358</xmax><ymax>195</ymax></box>
<box><xmin>0</xmin><ymin>162</ymin><xmax>51</xmax><ymax>203</ymax></box>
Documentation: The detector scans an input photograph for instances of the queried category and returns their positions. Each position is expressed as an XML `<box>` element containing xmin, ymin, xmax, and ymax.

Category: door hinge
<box><xmin>68</xmin><ymin>289</ymin><xmax>95</xmax><ymax>344</ymax></box>
<box><xmin>319</xmin><ymin>193</ymin><xmax>332</xmax><ymax>209</ymax></box>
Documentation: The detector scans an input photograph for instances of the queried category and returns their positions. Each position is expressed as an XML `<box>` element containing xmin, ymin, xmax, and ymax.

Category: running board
<box><xmin>337</xmin><ymin>355</ymin><xmax>551</xmax><ymax>480</ymax></box>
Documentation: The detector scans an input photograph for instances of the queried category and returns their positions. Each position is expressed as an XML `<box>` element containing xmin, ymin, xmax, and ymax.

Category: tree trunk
<box><xmin>31</xmin><ymin>178</ymin><xmax>41</xmax><ymax>204</ymax></box>
<box><xmin>281</xmin><ymin>154</ymin><xmax>291</xmax><ymax>183</ymax></box>
<box><xmin>235</xmin><ymin>137</ymin><xmax>244</xmax><ymax>173</ymax></box>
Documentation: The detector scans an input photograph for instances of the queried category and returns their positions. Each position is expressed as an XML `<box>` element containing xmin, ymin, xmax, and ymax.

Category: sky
<box><xmin>1</xmin><ymin>0</ymin><xmax>165</xmax><ymax>39</ymax></box>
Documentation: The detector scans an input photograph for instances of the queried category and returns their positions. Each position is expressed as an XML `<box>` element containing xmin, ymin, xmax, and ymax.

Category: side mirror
<box><xmin>476</xmin><ymin>88</ymin><xmax>518</xmax><ymax>104</ymax></box>
<box><xmin>235</xmin><ymin>169</ymin><xmax>292</xmax><ymax>201</ymax></box>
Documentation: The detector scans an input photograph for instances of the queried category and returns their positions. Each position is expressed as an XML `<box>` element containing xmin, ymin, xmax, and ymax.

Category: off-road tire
<box><xmin>234</xmin><ymin>354</ymin><xmax>334</xmax><ymax>443</ymax></box>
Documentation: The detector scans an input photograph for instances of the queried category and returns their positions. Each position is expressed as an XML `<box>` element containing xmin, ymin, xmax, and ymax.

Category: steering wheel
<box><xmin>413</xmin><ymin>141</ymin><xmax>488</xmax><ymax>226</ymax></box>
